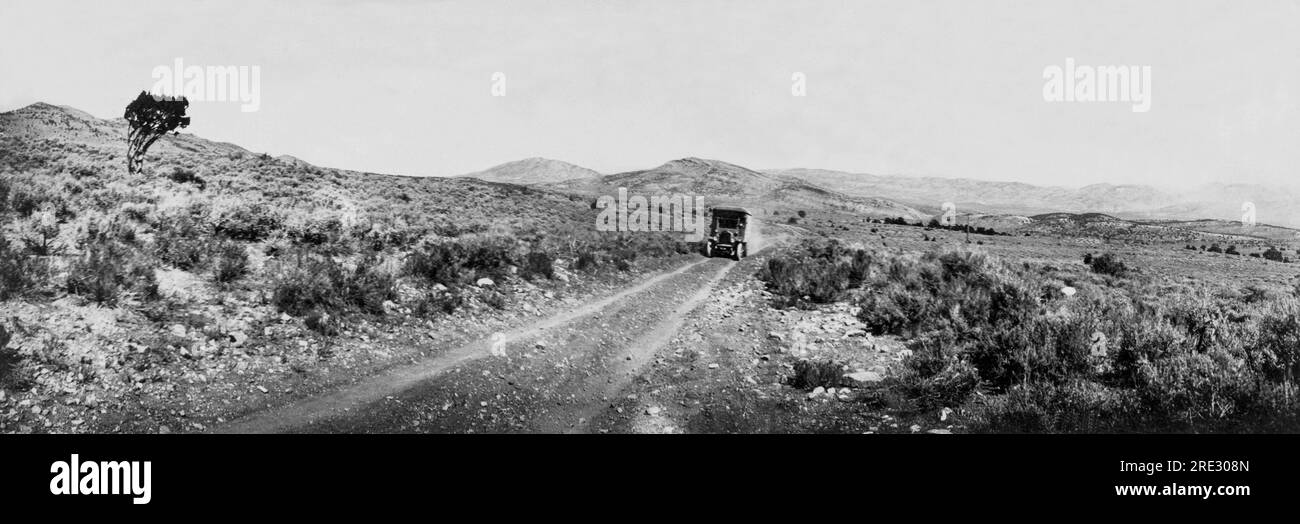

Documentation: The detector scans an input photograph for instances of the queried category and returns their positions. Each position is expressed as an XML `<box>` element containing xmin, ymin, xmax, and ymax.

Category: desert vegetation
<box><xmin>0</xmin><ymin>109</ymin><xmax>702</xmax><ymax>432</ymax></box>
<box><xmin>758</xmin><ymin>239</ymin><xmax>1300</xmax><ymax>432</ymax></box>
<box><xmin>6</xmin><ymin>102</ymin><xmax>1298</xmax><ymax>435</ymax></box>
<box><xmin>877</xmin><ymin>216</ymin><xmax>1007</xmax><ymax>237</ymax></box>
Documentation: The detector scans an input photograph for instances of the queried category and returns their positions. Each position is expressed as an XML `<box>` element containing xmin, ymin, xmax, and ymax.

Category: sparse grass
<box><xmin>755</xmin><ymin>240</ymin><xmax>872</xmax><ymax>309</ymax></box>
<box><xmin>769</xmin><ymin>237</ymin><xmax>1300</xmax><ymax>432</ymax></box>
<box><xmin>522</xmin><ymin>251</ymin><xmax>555</xmax><ymax>280</ymax></box>
<box><xmin>65</xmin><ymin>235</ymin><xmax>158</xmax><ymax>306</ymax></box>
<box><xmin>574</xmin><ymin>250</ymin><xmax>598</xmax><ymax>272</ymax></box>
<box><xmin>404</xmin><ymin>235</ymin><xmax>515</xmax><ymax>288</ymax></box>
<box><xmin>0</xmin><ymin>235</ymin><xmax>41</xmax><ymax>300</ymax></box>
<box><xmin>210</xmin><ymin>201</ymin><xmax>283</xmax><ymax>242</ymax></box>
<box><xmin>0</xmin><ymin>322</ymin><xmax>17</xmax><ymax>389</ymax></box>
<box><xmin>790</xmin><ymin>359</ymin><xmax>844</xmax><ymax>390</ymax></box>
<box><xmin>211</xmin><ymin>240</ymin><xmax>249</xmax><ymax>284</ymax></box>
<box><xmin>1087</xmin><ymin>252</ymin><xmax>1129</xmax><ymax>277</ymax></box>
<box><xmin>166</xmin><ymin>167</ymin><xmax>206</xmax><ymax>190</ymax></box>
<box><xmin>412</xmin><ymin>289</ymin><xmax>464</xmax><ymax>317</ymax></box>
<box><xmin>270</xmin><ymin>251</ymin><xmax>397</xmax><ymax>320</ymax></box>
<box><xmin>154</xmin><ymin>212</ymin><xmax>209</xmax><ymax>270</ymax></box>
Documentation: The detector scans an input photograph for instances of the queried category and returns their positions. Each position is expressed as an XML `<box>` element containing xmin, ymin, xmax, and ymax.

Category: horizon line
<box><xmin>2</xmin><ymin>99</ymin><xmax>1290</xmax><ymax>192</ymax></box>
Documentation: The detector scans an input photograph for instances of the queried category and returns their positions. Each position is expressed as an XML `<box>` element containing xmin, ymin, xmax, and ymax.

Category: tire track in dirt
<box><xmin>214</xmin><ymin>258</ymin><xmax>716</xmax><ymax>433</ymax></box>
<box><xmin>218</xmin><ymin>224</ymin><xmax>795</xmax><ymax>434</ymax></box>
<box><xmin>545</xmin><ymin>260</ymin><xmax>736</xmax><ymax>434</ymax></box>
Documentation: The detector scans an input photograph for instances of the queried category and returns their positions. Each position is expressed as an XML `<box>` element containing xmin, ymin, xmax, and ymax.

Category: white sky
<box><xmin>1</xmin><ymin>0</ymin><xmax>1297</xmax><ymax>187</ymax></box>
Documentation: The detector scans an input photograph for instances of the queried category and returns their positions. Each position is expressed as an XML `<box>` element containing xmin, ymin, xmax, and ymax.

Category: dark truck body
<box><xmin>705</xmin><ymin>206</ymin><xmax>750</xmax><ymax>260</ymax></box>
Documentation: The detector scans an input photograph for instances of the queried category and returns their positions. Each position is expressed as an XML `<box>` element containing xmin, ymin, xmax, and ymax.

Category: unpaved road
<box><xmin>217</xmin><ymin>232</ymin><xmax>791</xmax><ymax>434</ymax></box>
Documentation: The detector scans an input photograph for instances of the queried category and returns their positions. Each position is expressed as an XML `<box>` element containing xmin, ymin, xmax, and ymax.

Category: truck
<box><xmin>704</xmin><ymin>206</ymin><xmax>750</xmax><ymax>260</ymax></box>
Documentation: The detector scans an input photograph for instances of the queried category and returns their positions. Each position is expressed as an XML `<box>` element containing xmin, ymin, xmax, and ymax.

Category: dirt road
<box><xmin>217</xmin><ymin>232</ymin><xmax>789</xmax><ymax>434</ymax></box>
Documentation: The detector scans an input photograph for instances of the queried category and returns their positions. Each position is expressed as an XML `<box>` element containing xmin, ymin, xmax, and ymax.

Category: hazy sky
<box><xmin>1</xmin><ymin>0</ymin><xmax>1296</xmax><ymax>187</ymax></box>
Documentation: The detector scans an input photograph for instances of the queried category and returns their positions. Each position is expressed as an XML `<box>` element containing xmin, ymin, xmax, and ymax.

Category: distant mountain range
<box><xmin>764</xmin><ymin>168</ymin><xmax>1300</xmax><ymax>229</ymax></box>
<box><xmin>454</xmin><ymin>154</ymin><xmax>1299</xmax><ymax>230</ymax></box>
<box><xmin>5</xmin><ymin>101</ymin><xmax>1297</xmax><ymax>244</ymax></box>
<box><xmin>539</xmin><ymin>157</ymin><xmax>927</xmax><ymax>220</ymax></box>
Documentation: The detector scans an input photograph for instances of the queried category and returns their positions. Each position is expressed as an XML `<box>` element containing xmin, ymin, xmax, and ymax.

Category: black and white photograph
<box><xmin>0</xmin><ymin>0</ymin><xmax>1295</xmax><ymax>510</ymax></box>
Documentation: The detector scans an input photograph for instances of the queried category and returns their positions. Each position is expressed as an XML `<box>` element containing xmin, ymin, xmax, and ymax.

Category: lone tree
<box><xmin>124</xmin><ymin>91</ymin><xmax>190</xmax><ymax>174</ymax></box>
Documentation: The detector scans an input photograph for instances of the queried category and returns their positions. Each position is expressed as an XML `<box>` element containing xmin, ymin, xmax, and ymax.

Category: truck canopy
<box><xmin>709</xmin><ymin>206</ymin><xmax>751</xmax><ymax>216</ymax></box>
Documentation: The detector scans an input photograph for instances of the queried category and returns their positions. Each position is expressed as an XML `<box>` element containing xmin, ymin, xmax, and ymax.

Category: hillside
<box><xmin>0</xmin><ymin>102</ymin><xmax>698</xmax><ymax>435</ymax></box>
<box><xmin>0</xmin><ymin>103</ymin><xmax>595</xmax><ymax>237</ymax></box>
<box><xmin>548</xmin><ymin>157</ymin><xmax>927</xmax><ymax>221</ymax></box>
<box><xmin>768</xmin><ymin>168</ymin><xmax>1300</xmax><ymax>228</ymax></box>
<box><xmin>1141</xmin><ymin>218</ymin><xmax>1300</xmax><ymax>244</ymax></box>
<box><xmin>1017</xmin><ymin>212</ymin><xmax>1298</xmax><ymax>249</ymax></box>
<box><xmin>459</xmin><ymin>157</ymin><xmax>602</xmax><ymax>185</ymax></box>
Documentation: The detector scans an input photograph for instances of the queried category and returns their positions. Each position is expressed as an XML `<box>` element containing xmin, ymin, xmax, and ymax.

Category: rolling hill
<box><xmin>0</xmin><ymin>102</ymin><xmax>595</xmax><ymax>237</ymax></box>
<box><xmin>459</xmin><ymin>157</ymin><xmax>602</xmax><ymax>185</ymax></box>
<box><xmin>768</xmin><ymin>168</ymin><xmax>1300</xmax><ymax>229</ymax></box>
<box><xmin>7</xmin><ymin>101</ymin><xmax>1288</xmax><ymax>245</ymax></box>
<box><xmin>546</xmin><ymin>157</ymin><xmax>927</xmax><ymax>221</ymax></box>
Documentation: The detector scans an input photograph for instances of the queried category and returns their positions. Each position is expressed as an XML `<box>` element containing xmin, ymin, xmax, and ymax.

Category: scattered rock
<box><xmin>1089</xmin><ymin>331</ymin><xmax>1108</xmax><ymax>357</ymax></box>
<box><xmin>926</xmin><ymin>429</ymin><xmax>952</xmax><ymax>435</ymax></box>
<box><xmin>229</xmin><ymin>331</ymin><xmax>249</xmax><ymax>347</ymax></box>
<box><xmin>169</xmin><ymin>324</ymin><xmax>187</xmax><ymax>338</ymax></box>
<box><xmin>707</xmin><ymin>363</ymin><xmax>719</xmax><ymax>369</ymax></box>
<box><xmin>909</xmin><ymin>424</ymin><xmax>921</xmax><ymax>433</ymax></box>
<box><xmin>476</xmin><ymin>277</ymin><xmax>495</xmax><ymax>287</ymax></box>
<box><xmin>846</xmin><ymin>371</ymin><xmax>884</xmax><ymax>385</ymax></box>
<box><xmin>767</xmin><ymin>332</ymin><xmax>784</xmax><ymax>342</ymax></box>
<box><xmin>940</xmin><ymin>407</ymin><xmax>953</xmax><ymax>422</ymax></box>
<box><xmin>1061</xmin><ymin>286</ymin><xmax>1077</xmax><ymax>297</ymax></box>
<box><xmin>807</xmin><ymin>386</ymin><xmax>826</xmax><ymax>400</ymax></box>
<box><xmin>646</xmin><ymin>406</ymin><xmax>662</xmax><ymax>416</ymax></box>
<box><xmin>490</xmin><ymin>332</ymin><xmax>508</xmax><ymax>357</ymax></box>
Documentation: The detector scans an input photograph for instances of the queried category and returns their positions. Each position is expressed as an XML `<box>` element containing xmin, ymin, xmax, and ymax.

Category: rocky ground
<box><xmin>4</xmin><ymin>221</ymin><xmax>978</xmax><ymax>435</ymax></box>
<box><xmin>0</xmin><ymin>254</ymin><xmax>696</xmax><ymax>434</ymax></box>
<box><xmin>231</xmin><ymin>225</ymin><xmax>963</xmax><ymax>434</ymax></box>
<box><xmin>590</xmin><ymin>257</ymin><xmax>959</xmax><ymax>435</ymax></box>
